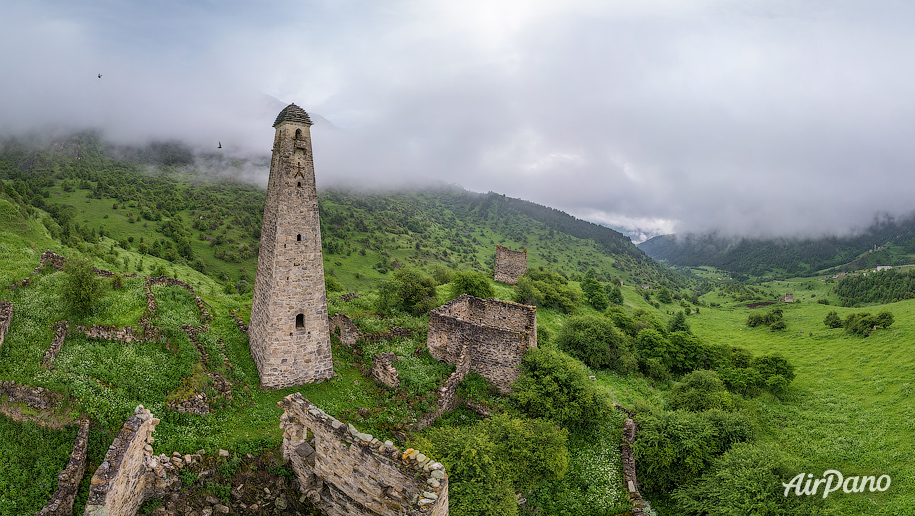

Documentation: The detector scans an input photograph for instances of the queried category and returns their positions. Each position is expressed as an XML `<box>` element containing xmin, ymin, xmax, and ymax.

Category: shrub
<box><xmin>512</xmin><ymin>347</ymin><xmax>613</xmax><ymax>431</ymax></box>
<box><xmin>670</xmin><ymin>370</ymin><xmax>735</xmax><ymax>412</ymax></box>
<box><xmin>513</xmin><ymin>269</ymin><xmax>581</xmax><ymax>313</ymax></box>
<box><xmin>606</xmin><ymin>284</ymin><xmax>623</xmax><ymax>305</ymax></box>
<box><xmin>376</xmin><ymin>268</ymin><xmax>438</xmax><ymax>315</ymax></box>
<box><xmin>672</xmin><ymin>443</ymin><xmax>822</xmax><ymax>515</ymax></box>
<box><xmin>63</xmin><ymin>256</ymin><xmax>104</xmax><ymax>314</ymax></box>
<box><xmin>606</xmin><ymin>306</ymin><xmax>637</xmax><ymax>337</ymax></box>
<box><xmin>580</xmin><ymin>270</ymin><xmax>609</xmax><ymax>310</ymax></box>
<box><xmin>667</xmin><ymin>311</ymin><xmax>691</xmax><ymax>334</ymax></box>
<box><xmin>823</xmin><ymin>311</ymin><xmax>842</xmax><ymax>328</ymax></box>
<box><xmin>556</xmin><ymin>315</ymin><xmax>636</xmax><ymax>373</ymax></box>
<box><xmin>325</xmin><ymin>275</ymin><xmax>345</xmax><ymax>292</ymax></box>
<box><xmin>449</xmin><ymin>270</ymin><xmax>495</xmax><ymax>299</ymax></box>
<box><xmin>634</xmin><ymin>408</ymin><xmax>754</xmax><ymax>497</ymax></box>
<box><xmin>432</xmin><ymin>266</ymin><xmax>454</xmax><ymax>285</ymax></box>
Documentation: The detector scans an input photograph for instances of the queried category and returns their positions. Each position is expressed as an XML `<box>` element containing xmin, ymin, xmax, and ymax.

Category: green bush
<box><xmin>667</xmin><ymin>310</ymin><xmax>691</xmax><ymax>334</ymax></box>
<box><xmin>63</xmin><ymin>256</ymin><xmax>104</xmax><ymax>314</ymax></box>
<box><xmin>823</xmin><ymin>310</ymin><xmax>842</xmax><ymax>328</ymax></box>
<box><xmin>580</xmin><ymin>270</ymin><xmax>609</xmax><ymax>310</ymax></box>
<box><xmin>634</xmin><ymin>408</ymin><xmax>754</xmax><ymax>497</ymax></box>
<box><xmin>555</xmin><ymin>315</ymin><xmax>636</xmax><ymax>373</ymax></box>
<box><xmin>670</xmin><ymin>370</ymin><xmax>735</xmax><ymax>412</ymax></box>
<box><xmin>449</xmin><ymin>270</ymin><xmax>495</xmax><ymax>299</ymax></box>
<box><xmin>325</xmin><ymin>275</ymin><xmax>345</xmax><ymax>292</ymax></box>
<box><xmin>672</xmin><ymin>443</ymin><xmax>822</xmax><ymax>515</ymax></box>
<box><xmin>376</xmin><ymin>268</ymin><xmax>438</xmax><ymax>315</ymax></box>
<box><xmin>513</xmin><ymin>269</ymin><xmax>581</xmax><ymax>313</ymax></box>
<box><xmin>512</xmin><ymin>347</ymin><xmax>613</xmax><ymax>431</ymax></box>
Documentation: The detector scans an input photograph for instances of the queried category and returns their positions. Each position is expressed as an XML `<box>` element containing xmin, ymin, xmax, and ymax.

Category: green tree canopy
<box><xmin>63</xmin><ymin>256</ymin><xmax>104</xmax><ymax>314</ymax></box>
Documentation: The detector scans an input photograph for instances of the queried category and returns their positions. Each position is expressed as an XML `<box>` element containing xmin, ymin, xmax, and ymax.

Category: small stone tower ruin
<box><xmin>494</xmin><ymin>245</ymin><xmax>527</xmax><ymax>285</ymax></box>
<box><xmin>248</xmin><ymin>104</ymin><xmax>333</xmax><ymax>389</ymax></box>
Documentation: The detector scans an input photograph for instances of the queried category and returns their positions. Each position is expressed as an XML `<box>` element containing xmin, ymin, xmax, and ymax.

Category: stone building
<box><xmin>248</xmin><ymin>104</ymin><xmax>333</xmax><ymax>389</ymax></box>
<box><xmin>427</xmin><ymin>294</ymin><xmax>537</xmax><ymax>394</ymax></box>
<box><xmin>493</xmin><ymin>245</ymin><xmax>527</xmax><ymax>284</ymax></box>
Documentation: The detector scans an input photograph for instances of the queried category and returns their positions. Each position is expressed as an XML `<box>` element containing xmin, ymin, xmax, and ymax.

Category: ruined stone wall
<box><xmin>328</xmin><ymin>313</ymin><xmax>362</xmax><ymax>347</ymax></box>
<box><xmin>147</xmin><ymin>276</ymin><xmax>212</xmax><ymax>322</ymax></box>
<box><xmin>279</xmin><ymin>394</ymin><xmax>448</xmax><ymax>516</ymax></box>
<box><xmin>76</xmin><ymin>324</ymin><xmax>147</xmax><ymax>343</ymax></box>
<box><xmin>36</xmin><ymin>419</ymin><xmax>90</xmax><ymax>516</ymax></box>
<box><xmin>0</xmin><ymin>380</ymin><xmax>61</xmax><ymax>409</ymax></box>
<box><xmin>428</xmin><ymin>295</ymin><xmax>536</xmax><ymax>394</ymax></box>
<box><xmin>414</xmin><ymin>347</ymin><xmax>470</xmax><ymax>431</ymax></box>
<box><xmin>370</xmin><ymin>353</ymin><xmax>400</xmax><ymax>389</ymax></box>
<box><xmin>0</xmin><ymin>301</ymin><xmax>11</xmax><ymax>349</ymax></box>
<box><xmin>493</xmin><ymin>245</ymin><xmax>527</xmax><ymax>285</ymax></box>
<box><xmin>84</xmin><ymin>406</ymin><xmax>160</xmax><ymax>516</ymax></box>
<box><xmin>41</xmin><ymin>321</ymin><xmax>68</xmax><ymax>370</ymax></box>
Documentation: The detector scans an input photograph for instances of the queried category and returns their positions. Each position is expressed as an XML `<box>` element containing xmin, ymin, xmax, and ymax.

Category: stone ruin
<box><xmin>427</xmin><ymin>294</ymin><xmax>537</xmax><ymax>394</ymax></box>
<box><xmin>0</xmin><ymin>300</ymin><xmax>11</xmax><ymax>349</ymax></box>
<box><xmin>279</xmin><ymin>393</ymin><xmax>449</xmax><ymax>516</ymax></box>
<box><xmin>493</xmin><ymin>245</ymin><xmax>527</xmax><ymax>285</ymax></box>
<box><xmin>370</xmin><ymin>352</ymin><xmax>401</xmax><ymax>389</ymax></box>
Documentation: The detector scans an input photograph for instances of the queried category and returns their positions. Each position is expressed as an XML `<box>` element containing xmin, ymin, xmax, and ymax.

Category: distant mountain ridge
<box><xmin>638</xmin><ymin>217</ymin><xmax>915</xmax><ymax>276</ymax></box>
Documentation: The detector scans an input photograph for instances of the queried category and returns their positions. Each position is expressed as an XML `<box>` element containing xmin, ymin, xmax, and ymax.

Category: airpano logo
<box><xmin>783</xmin><ymin>470</ymin><xmax>891</xmax><ymax>498</ymax></box>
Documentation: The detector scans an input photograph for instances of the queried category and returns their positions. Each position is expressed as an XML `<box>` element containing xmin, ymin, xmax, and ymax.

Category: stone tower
<box><xmin>248</xmin><ymin>104</ymin><xmax>333</xmax><ymax>389</ymax></box>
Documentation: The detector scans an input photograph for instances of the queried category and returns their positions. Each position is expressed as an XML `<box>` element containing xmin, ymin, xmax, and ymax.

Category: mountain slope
<box><xmin>639</xmin><ymin>218</ymin><xmax>915</xmax><ymax>276</ymax></box>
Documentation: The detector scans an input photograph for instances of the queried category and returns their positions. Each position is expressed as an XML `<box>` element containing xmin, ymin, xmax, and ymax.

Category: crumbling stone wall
<box><xmin>0</xmin><ymin>380</ymin><xmax>62</xmax><ymax>409</ymax></box>
<box><xmin>428</xmin><ymin>295</ymin><xmax>536</xmax><ymax>394</ymax></box>
<box><xmin>77</xmin><ymin>324</ymin><xmax>147</xmax><ymax>343</ymax></box>
<box><xmin>616</xmin><ymin>403</ymin><xmax>647</xmax><ymax>515</ymax></box>
<box><xmin>36</xmin><ymin>419</ymin><xmax>90</xmax><ymax>516</ymax></box>
<box><xmin>42</xmin><ymin>321</ymin><xmax>69</xmax><ymax>370</ymax></box>
<box><xmin>370</xmin><ymin>353</ymin><xmax>400</xmax><ymax>388</ymax></box>
<box><xmin>147</xmin><ymin>276</ymin><xmax>212</xmax><ymax>322</ymax></box>
<box><xmin>328</xmin><ymin>313</ymin><xmax>414</xmax><ymax>347</ymax></box>
<box><xmin>84</xmin><ymin>406</ymin><xmax>160</xmax><ymax>516</ymax></box>
<box><xmin>279</xmin><ymin>394</ymin><xmax>448</xmax><ymax>516</ymax></box>
<box><xmin>494</xmin><ymin>245</ymin><xmax>527</xmax><ymax>285</ymax></box>
<box><xmin>0</xmin><ymin>301</ymin><xmax>11</xmax><ymax>349</ymax></box>
<box><xmin>328</xmin><ymin>313</ymin><xmax>362</xmax><ymax>347</ymax></box>
<box><xmin>414</xmin><ymin>347</ymin><xmax>470</xmax><ymax>431</ymax></box>
<box><xmin>230</xmin><ymin>309</ymin><xmax>249</xmax><ymax>334</ymax></box>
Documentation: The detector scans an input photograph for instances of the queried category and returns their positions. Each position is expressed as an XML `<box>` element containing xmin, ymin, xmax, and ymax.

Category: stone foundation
<box><xmin>279</xmin><ymin>394</ymin><xmax>448</xmax><ymax>516</ymax></box>
<box><xmin>494</xmin><ymin>245</ymin><xmax>527</xmax><ymax>285</ymax></box>
<box><xmin>35</xmin><ymin>419</ymin><xmax>90</xmax><ymax>516</ymax></box>
<box><xmin>0</xmin><ymin>380</ymin><xmax>62</xmax><ymax>410</ymax></box>
<box><xmin>77</xmin><ymin>324</ymin><xmax>148</xmax><ymax>343</ymax></box>
<box><xmin>428</xmin><ymin>295</ymin><xmax>536</xmax><ymax>394</ymax></box>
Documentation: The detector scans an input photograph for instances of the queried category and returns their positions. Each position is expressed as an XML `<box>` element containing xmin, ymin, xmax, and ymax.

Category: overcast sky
<box><xmin>3</xmin><ymin>0</ymin><xmax>915</xmax><ymax>241</ymax></box>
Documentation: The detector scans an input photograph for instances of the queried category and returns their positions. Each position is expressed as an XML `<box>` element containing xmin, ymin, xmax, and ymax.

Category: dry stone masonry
<box><xmin>328</xmin><ymin>313</ymin><xmax>362</xmax><ymax>347</ymax></box>
<box><xmin>35</xmin><ymin>419</ymin><xmax>90</xmax><ymax>516</ymax></box>
<box><xmin>279</xmin><ymin>393</ymin><xmax>449</xmax><ymax>516</ymax></box>
<box><xmin>370</xmin><ymin>353</ymin><xmax>401</xmax><ymax>389</ymax></box>
<box><xmin>428</xmin><ymin>294</ymin><xmax>537</xmax><ymax>394</ymax></box>
<box><xmin>414</xmin><ymin>346</ymin><xmax>470</xmax><ymax>431</ymax></box>
<box><xmin>493</xmin><ymin>245</ymin><xmax>527</xmax><ymax>285</ymax></box>
<box><xmin>84</xmin><ymin>406</ymin><xmax>161</xmax><ymax>516</ymax></box>
<box><xmin>249</xmin><ymin>104</ymin><xmax>334</xmax><ymax>389</ymax></box>
<box><xmin>0</xmin><ymin>380</ymin><xmax>62</xmax><ymax>410</ymax></box>
<box><xmin>616</xmin><ymin>403</ymin><xmax>648</xmax><ymax>515</ymax></box>
<box><xmin>42</xmin><ymin>321</ymin><xmax>69</xmax><ymax>370</ymax></box>
<box><xmin>0</xmin><ymin>300</ymin><xmax>11</xmax><ymax>349</ymax></box>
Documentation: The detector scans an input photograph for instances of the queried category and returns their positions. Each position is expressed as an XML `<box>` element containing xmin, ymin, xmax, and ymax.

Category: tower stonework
<box><xmin>248</xmin><ymin>104</ymin><xmax>333</xmax><ymax>389</ymax></box>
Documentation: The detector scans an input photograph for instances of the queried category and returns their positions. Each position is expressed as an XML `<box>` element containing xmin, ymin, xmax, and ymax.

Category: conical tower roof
<box><xmin>273</xmin><ymin>103</ymin><xmax>313</xmax><ymax>127</ymax></box>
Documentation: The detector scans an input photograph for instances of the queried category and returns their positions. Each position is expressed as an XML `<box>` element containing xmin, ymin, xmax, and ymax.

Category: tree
<box><xmin>670</xmin><ymin>370</ymin><xmax>735</xmax><ymax>412</ymax></box>
<box><xmin>580</xmin><ymin>270</ymin><xmax>609</xmax><ymax>310</ymax></box>
<box><xmin>376</xmin><ymin>268</ymin><xmax>438</xmax><ymax>315</ymax></box>
<box><xmin>63</xmin><ymin>256</ymin><xmax>104</xmax><ymax>314</ymax></box>
<box><xmin>606</xmin><ymin>284</ymin><xmax>624</xmax><ymax>305</ymax></box>
<box><xmin>875</xmin><ymin>310</ymin><xmax>894</xmax><ymax>329</ymax></box>
<box><xmin>657</xmin><ymin>287</ymin><xmax>673</xmax><ymax>304</ymax></box>
<box><xmin>449</xmin><ymin>270</ymin><xmax>495</xmax><ymax>299</ymax></box>
<box><xmin>556</xmin><ymin>315</ymin><xmax>636</xmax><ymax>372</ymax></box>
<box><xmin>823</xmin><ymin>311</ymin><xmax>842</xmax><ymax>329</ymax></box>
<box><xmin>667</xmin><ymin>311</ymin><xmax>691</xmax><ymax>334</ymax></box>
<box><xmin>512</xmin><ymin>347</ymin><xmax>613</xmax><ymax>431</ymax></box>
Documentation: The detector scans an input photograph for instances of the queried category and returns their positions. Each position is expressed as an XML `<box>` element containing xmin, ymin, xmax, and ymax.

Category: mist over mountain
<box><xmin>638</xmin><ymin>214</ymin><xmax>915</xmax><ymax>276</ymax></box>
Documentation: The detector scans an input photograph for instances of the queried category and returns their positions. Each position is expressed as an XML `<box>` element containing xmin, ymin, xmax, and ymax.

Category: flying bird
<box><xmin>98</xmin><ymin>73</ymin><xmax>102</xmax><ymax>78</ymax></box>
<box><xmin>218</xmin><ymin>142</ymin><xmax>222</xmax><ymax>149</ymax></box>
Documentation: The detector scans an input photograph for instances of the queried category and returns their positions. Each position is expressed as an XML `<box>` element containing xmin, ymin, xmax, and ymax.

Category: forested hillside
<box><xmin>0</xmin><ymin>131</ymin><xmax>681</xmax><ymax>291</ymax></box>
<box><xmin>639</xmin><ymin>220</ymin><xmax>915</xmax><ymax>276</ymax></box>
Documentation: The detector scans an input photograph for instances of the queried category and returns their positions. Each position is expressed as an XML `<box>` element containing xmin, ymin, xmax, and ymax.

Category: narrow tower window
<box><xmin>297</xmin><ymin>234</ymin><xmax>302</xmax><ymax>241</ymax></box>
<box><xmin>296</xmin><ymin>313</ymin><xmax>305</xmax><ymax>328</ymax></box>
<box><xmin>295</xmin><ymin>129</ymin><xmax>303</xmax><ymax>139</ymax></box>
<box><xmin>297</xmin><ymin>181</ymin><xmax>302</xmax><ymax>188</ymax></box>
